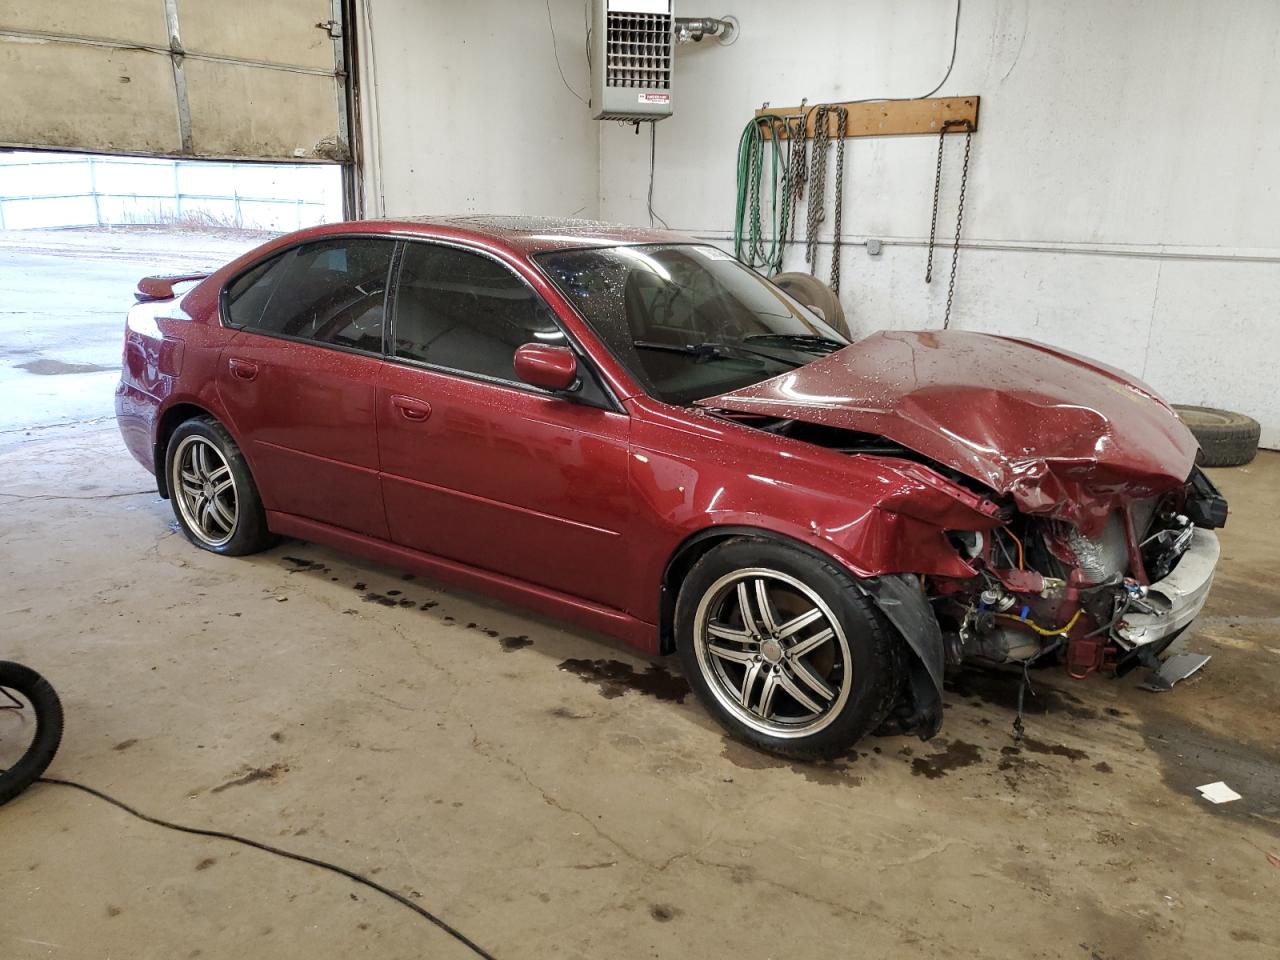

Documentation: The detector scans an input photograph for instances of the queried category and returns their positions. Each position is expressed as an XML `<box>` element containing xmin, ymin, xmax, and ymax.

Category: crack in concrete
<box><xmin>1200</xmin><ymin>614</ymin><xmax>1280</xmax><ymax>627</ymax></box>
<box><xmin>373</xmin><ymin>593</ymin><xmax>717</xmax><ymax>878</ymax></box>
<box><xmin>363</xmin><ymin>611</ymin><xmax>682</xmax><ymax>878</ymax></box>
<box><xmin>689</xmin><ymin>854</ymin><xmax>976</xmax><ymax>953</ymax></box>
<box><xmin>0</xmin><ymin>416</ymin><xmax>112</xmax><ymax>436</ymax></box>
<box><xmin>357</xmin><ymin>685</ymin><xmax>419</xmax><ymax>712</ymax></box>
<box><xmin>462</xmin><ymin>723</ymin><xmax>680</xmax><ymax>871</ymax></box>
<box><xmin>877</xmin><ymin>836</ymin><xmax>976</xmax><ymax>871</ymax></box>
<box><xmin>0</xmin><ymin>490</ymin><xmax>152</xmax><ymax>501</ymax></box>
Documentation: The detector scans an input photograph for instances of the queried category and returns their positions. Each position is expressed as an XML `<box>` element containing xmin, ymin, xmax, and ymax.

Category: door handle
<box><xmin>391</xmin><ymin>395</ymin><xmax>431</xmax><ymax>422</ymax></box>
<box><xmin>228</xmin><ymin>357</ymin><xmax>259</xmax><ymax>381</ymax></box>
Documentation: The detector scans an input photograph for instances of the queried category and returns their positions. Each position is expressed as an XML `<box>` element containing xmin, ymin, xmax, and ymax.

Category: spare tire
<box><xmin>1173</xmin><ymin>405</ymin><xmax>1261</xmax><ymax>467</ymax></box>
<box><xmin>771</xmin><ymin>272</ymin><xmax>850</xmax><ymax>340</ymax></box>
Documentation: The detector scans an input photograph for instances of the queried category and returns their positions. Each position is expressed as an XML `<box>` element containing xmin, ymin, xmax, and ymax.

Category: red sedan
<box><xmin>116</xmin><ymin>217</ymin><xmax>1226</xmax><ymax>757</ymax></box>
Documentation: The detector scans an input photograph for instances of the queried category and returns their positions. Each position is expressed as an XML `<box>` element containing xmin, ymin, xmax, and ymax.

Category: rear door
<box><xmin>375</xmin><ymin>240</ymin><xmax>634</xmax><ymax>610</ymax></box>
<box><xmin>217</xmin><ymin>236</ymin><xmax>394</xmax><ymax>537</ymax></box>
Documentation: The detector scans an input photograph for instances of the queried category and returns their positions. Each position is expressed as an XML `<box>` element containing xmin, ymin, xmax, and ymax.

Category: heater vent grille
<box><xmin>605</xmin><ymin>12</ymin><xmax>672</xmax><ymax>89</ymax></box>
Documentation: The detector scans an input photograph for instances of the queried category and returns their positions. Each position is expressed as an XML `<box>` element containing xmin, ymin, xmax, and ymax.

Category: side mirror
<box><xmin>514</xmin><ymin>343</ymin><xmax>580</xmax><ymax>393</ymax></box>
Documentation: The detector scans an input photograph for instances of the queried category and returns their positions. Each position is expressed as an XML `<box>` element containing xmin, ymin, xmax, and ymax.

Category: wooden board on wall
<box><xmin>755</xmin><ymin>96</ymin><xmax>979</xmax><ymax>139</ymax></box>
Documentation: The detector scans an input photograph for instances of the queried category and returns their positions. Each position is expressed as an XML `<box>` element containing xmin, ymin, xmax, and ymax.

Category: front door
<box><xmin>216</xmin><ymin>236</ymin><xmax>395</xmax><ymax>538</ymax></box>
<box><xmin>375</xmin><ymin>240</ymin><xmax>633</xmax><ymax>610</ymax></box>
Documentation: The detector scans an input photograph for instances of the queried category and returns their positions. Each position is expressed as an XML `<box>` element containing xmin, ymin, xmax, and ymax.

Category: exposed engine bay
<box><xmin>718</xmin><ymin>412</ymin><xmax>1228</xmax><ymax>735</ymax></box>
<box><xmin>935</xmin><ymin>477</ymin><xmax>1223</xmax><ymax>680</ymax></box>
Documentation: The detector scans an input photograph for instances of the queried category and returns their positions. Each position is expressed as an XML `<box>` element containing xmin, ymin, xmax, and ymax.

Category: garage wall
<box><xmin>597</xmin><ymin>0</ymin><xmax>1280</xmax><ymax>447</ymax></box>
<box><xmin>355</xmin><ymin>0</ymin><xmax>598</xmax><ymax>220</ymax></box>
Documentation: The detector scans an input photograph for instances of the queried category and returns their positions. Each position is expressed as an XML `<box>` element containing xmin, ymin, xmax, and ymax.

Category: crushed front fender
<box><xmin>859</xmin><ymin>573</ymin><xmax>945</xmax><ymax>740</ymax></box>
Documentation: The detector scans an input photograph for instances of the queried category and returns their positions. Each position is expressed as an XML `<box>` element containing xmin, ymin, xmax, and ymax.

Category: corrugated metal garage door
<box><xmin>0</xmin><ymin>0</ymin><xmax>349</xmax><ymax>163</ymax></box>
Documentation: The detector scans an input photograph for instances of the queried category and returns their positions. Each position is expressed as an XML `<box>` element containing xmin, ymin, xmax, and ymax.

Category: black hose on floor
<box><xmin>36</xmin><ymin>776</ymin><xmax>499</xmax><ymax>960</ymax></box>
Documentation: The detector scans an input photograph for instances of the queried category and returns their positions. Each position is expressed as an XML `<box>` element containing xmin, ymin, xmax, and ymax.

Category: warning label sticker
<box><xmin>638</xmin><ymin>93</ymin><xmax>671</xmax><ymax>104</ymax></box>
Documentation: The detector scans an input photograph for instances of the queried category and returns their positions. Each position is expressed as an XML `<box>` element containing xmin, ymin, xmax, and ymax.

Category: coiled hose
<box><xmin>733</xmin><ymin>115</ymin><xmax>789</xmax><ymax>275</ymax></box>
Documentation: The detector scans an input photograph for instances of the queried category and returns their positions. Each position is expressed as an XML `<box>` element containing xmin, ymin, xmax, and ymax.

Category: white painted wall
<box><xmin>596</xmin><ymin>0</ymin><xmax>1280</xmax><ymax>447</ymax></box>
<box><xmin>356</xmin><ymin>0</ymin><xmax>599</xmax><ymax>220</ymax></box>
<box><xmin>353</xmin><ymin>1</ymin><xmax>1278</xmax><ymax>445</ymax></box>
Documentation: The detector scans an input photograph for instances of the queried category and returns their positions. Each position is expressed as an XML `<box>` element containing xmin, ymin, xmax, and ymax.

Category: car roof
<box><xmin>350</xmin><ymin>215</ymin><xmax>696</xmax><ymax>256</ymax></box>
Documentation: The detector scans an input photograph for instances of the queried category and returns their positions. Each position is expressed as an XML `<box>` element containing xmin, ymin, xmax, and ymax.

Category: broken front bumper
<box><xmin>1115</xmin><ymin>528</ymin><xmax>1221</xmax><ymax>648</ymax></box>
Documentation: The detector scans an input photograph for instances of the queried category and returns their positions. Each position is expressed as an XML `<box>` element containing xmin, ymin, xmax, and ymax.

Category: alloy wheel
<box><xmin>692</xmin><ymin>568</ymin><xmax>853</xmax><ymax>737</ymax></box>
<box><xmin>172</xmin><ymin>436</ymin><xmax>238</xmax><ymax>547</ymax></box>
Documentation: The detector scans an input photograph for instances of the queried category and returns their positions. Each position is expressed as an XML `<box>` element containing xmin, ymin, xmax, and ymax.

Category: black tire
<box><xmin>675</xmin><ymin>538</ymin><xmax>901</xmax><ymax>759</ymax></box>
<box><xmin>771</xmin><ymin>272</ymin><xmax>851</xmax><ymax>340</ymax></box>
<box><xmin>165</xmin><ymin>416</ymin><xmax>273</xmax><ymax>556</ymax></box>
<box><xmin>1173</xmin><ymin>405</ymin><xmax>1261</xmax><ymax>467</ymax></box>
<box><xmin>0</xmin><ymin>662</ymin><xmax>64</xmax><ymax>805</ymax></box>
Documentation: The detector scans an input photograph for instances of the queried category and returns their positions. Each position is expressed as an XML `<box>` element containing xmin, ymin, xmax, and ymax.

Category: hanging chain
<box><xmin>784</xmin><ymin>111</ymin><xmax>809</xmax><ymax>243</ymax></box>
<box><xmin>828</xmin><ymin>106</ymin><xmax>849</xmax><ymax>294</ymax></box>
<box><xmin>924</xmin><ymin>120</ymin><xmax>974</xmax><ymax>328</ymax></box>
<box><xmin>942</xmin><ymin>127</ymin><xmax>973</xmax><ymax>329</ymax></box>
<box><xmin>746</xmin><ymin>124</ymin><xmax>765</xmax><ymax>266</ymax></box>
<box><xmin>770</xmin><ymin>116</ymin><xmax>790</xmax><ymax>273</ymax></box>
<box><xmin>804</xmin><ymin>105</ymin><xmax>833</xmax><ymax>269</ymax></box>
<box><xmin>924</xmin><ymin>124</ymin><xmax>948</xmax><ymax>284</ymax></box>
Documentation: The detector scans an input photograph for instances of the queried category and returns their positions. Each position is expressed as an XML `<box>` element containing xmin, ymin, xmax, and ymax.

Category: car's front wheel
<box><xmin>165</xmin><ymin>416</ymin><xmax>272</xmax><ymax>556</ymax></box>
<box><xmin>675</xmin><ymin>538</ymin><xmax>901</xmax><ymax>759</ymax></box>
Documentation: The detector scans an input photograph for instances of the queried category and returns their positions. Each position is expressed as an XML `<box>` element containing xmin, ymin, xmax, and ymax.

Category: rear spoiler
<box><xmin>135</xmin><ymin>273</ymin><xmax>209</xmax><ymax>303</ymax></box>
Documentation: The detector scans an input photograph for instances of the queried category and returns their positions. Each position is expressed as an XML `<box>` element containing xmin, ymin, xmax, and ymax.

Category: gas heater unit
<box><xmin>590</xmin><ymin>0</ymin><xmax>675</xmax><ymax>121</ymax></box>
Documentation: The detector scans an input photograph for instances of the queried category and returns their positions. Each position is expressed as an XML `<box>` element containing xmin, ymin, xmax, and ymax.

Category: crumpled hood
<box><xmin>698</xmin><ymin>330</ymin><xmax>1199</xmax><ymax>535</ymax></box>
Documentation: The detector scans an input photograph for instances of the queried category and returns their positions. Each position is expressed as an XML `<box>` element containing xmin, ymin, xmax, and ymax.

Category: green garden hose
<box><xmin>734</xmin><ymin>116</ymin><xmax>790</xmax><ymax>275</ymax></box>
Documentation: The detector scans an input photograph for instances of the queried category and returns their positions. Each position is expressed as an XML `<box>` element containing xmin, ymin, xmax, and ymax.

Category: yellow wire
<box><xmin>994</xmin><ymin>608</ymin><xmax>1083</xmax><ymax>637</ymax></box>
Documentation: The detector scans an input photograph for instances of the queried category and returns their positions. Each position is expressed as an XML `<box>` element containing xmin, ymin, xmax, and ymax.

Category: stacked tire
<box><xmin>1173</xmin><ymin>406</ymin><xmax>1261</xmax><ymax>467</ymax></box>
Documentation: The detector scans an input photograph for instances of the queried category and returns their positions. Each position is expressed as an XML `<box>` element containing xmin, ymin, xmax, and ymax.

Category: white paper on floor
<box><xmin>1196</xmin><ymin>781</ymin><xmax>1242</xmax><ymax>804</ymax></box>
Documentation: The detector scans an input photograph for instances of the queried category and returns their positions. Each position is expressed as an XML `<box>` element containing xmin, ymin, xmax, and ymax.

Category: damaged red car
<box><xmin>115</xmin><ymin>218</ymin><xmax>1227</xmax><ymax>757</ymax></box>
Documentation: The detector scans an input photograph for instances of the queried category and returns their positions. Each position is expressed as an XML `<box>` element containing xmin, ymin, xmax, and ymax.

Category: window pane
<box><xmin>225</xmin><ymin>255</ymin><xmax>284</xmax><ymax>329</ymax></box>
<box><xmin>393</xmin><ymin>243</ymin><xmax>562</xmax><ymax>381</ymax></box>
<box><xmin>536</xmin><ymin>244</ymin><xmax>848</xmax><ymax>406</ymax></box>
<box><xmin>229</xmin><ymin>238</ymin><xmax>394</xmax><ymax>353</ymax></box>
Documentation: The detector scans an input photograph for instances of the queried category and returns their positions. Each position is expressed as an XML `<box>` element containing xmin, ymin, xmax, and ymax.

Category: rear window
<box><xmin>225</xmin><ymin>238</ymin><xmax>395</xmax><ymax>353</ymax></box>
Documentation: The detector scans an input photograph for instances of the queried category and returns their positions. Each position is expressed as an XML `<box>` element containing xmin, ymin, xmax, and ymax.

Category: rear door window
<box><xmin>225</xmin><ymin>238</ymin><xmax>395</xmax><ymax>354</ymax></box>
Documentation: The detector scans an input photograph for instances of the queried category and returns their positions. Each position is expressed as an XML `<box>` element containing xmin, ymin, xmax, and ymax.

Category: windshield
<box><xmin>534</xmin><ymin>244</ymin><xmax>850</xmax><ymax>405</ymax></box>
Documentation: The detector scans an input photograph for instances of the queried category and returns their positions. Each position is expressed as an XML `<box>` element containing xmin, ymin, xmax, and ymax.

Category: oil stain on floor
<box><xmin>910</xmin><ymin>739</ymin><xmax>984</xmax><ymax>779</ymax></box>
<box><xmin>1141</xmin><ymin>713</ymin><xmax>1280</xmax><ymax>823</ymax></box>
<box><xmin>557</xmin><ymin>658</ymin><xmax>690</xmax><ymax>703</ymax></box>
<box><xmin>17</xmin><ymin>358</ymin><xmax>115</xmax><ymax>376</ymax></box>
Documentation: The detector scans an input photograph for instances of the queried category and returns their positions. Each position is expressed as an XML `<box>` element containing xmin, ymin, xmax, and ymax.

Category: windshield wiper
<box><xmin>632</xmin><ymin>339</ymin><xmax>800</xmax><ymax>368</ymax></box>
<box><xmin>633</xmin><ymin>339</ymin><xmax>728</xmax><ymax>359</ymax></box>
<box><xmin>743</xmin><ymin>333</ymin><xmax>847</xmax><ymax>354</ymax></box>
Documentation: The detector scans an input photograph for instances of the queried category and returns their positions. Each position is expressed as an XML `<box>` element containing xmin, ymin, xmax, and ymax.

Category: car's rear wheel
<box><xmin>166</xmin><ymin>417</ymin><xmax>272</xmax><ymax>556</ymax></box>
<box><xmin>675</xmin><ymin>538</ymin><xmax>900</xmax><ymax>759</ymax></box>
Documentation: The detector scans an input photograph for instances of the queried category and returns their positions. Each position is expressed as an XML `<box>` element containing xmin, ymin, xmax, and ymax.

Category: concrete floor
<box><xmin>1</xmin><ymin>234</ymin><xmax>1279</xmax><ymax>959</ymax></box>
<box><xmin>0</xmin><ymin>228</ymin><xmax>261</xmax><ymax>432</ymax></box>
